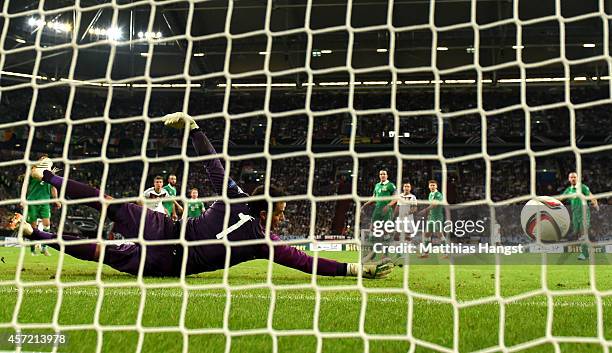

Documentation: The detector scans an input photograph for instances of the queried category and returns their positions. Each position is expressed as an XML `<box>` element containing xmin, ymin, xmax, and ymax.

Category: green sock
<box><xmin>30</xmin><ymin>245</ymin><xmax>35</xmax><ymax>253</ymax></box>
<box><xmin>580</xmin><ymin>243</ymin><xmax>589</xmax><ymax>259</ymax></box>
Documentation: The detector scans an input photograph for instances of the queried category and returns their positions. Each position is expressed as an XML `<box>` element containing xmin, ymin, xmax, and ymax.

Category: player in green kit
<box><xmin>162</xmin><ymin>174</ymin><xmax>183</xmax><ymax>221</ymax></box>
<box><xmin>418</xmin><ymin>180</ymin><xmax>447</xmax><ymax>258</ymax></box>
<box><xmin>562</xmin><ymin>172</ymin><xmax>599</xmax><ymax>260</ymax></box>
<box><xmin>361</xmin><ymin>169</ymin><xmax>397</xmax><ymax>261</ymax></box>
<box><xmin>363</xmin><ymin>170</ymin><xmax>397</xmax><ymax>223</ymax></box>
<box><xmin>187</xmin><ymin>188</ymin><xmax>205</xmax><ymax>218</ymax></box>
<box><xmin>24</xmin><ymin>155</ymin><xmax>61</xmax><ymax>256</ymax></box>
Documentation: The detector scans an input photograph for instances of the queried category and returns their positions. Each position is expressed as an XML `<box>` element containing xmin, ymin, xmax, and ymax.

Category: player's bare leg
<box><xmin>438</xmin><ymin>232</ymin><xmax>449</xmax><ymax>259</ymax></box>
<box><xmin>419</xmin><ymin>232</ymin><xmax>431</xmax><ymax>258</ymax></box>
<box><xmin>40</xmin><ymin>218</ymin><xmax>52</xmax><ymax>256</ymax></box>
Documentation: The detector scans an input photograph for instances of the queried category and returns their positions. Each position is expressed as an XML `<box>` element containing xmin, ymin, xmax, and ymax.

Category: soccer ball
<box><xmin>520</xmin><ymin>196</ymin><xmax>570</xmax><ymax>242</ymax></box>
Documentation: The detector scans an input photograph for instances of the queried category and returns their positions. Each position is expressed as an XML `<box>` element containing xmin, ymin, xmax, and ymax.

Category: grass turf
<box><xmin>1</xmin><ymin>247</ymin><xmax>612</xmax><ymax>353</ymax></box>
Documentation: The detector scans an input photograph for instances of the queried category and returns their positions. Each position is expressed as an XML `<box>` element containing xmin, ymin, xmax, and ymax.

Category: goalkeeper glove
<box><xmin>347</xmin><ymin>259</ymin><xmax>394</xmax><ymax>279</ymax></box>
<box><xmin>162</xmin><ymin>112</ymin><xmax>199</xmax><ymax>130</ymax></box>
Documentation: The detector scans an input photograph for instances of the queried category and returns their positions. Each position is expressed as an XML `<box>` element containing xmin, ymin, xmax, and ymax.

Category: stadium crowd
<box><xmin>1</xmin><ymin>86</ymin><xmax>610</xmax><ymax>243</ymax></box>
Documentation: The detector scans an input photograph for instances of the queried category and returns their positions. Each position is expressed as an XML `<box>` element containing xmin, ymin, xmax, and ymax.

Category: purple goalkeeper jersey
<box><xmin>107</xmin><ymin>130</ymin><xmax>346</xmax><ymax>277</ymax></box>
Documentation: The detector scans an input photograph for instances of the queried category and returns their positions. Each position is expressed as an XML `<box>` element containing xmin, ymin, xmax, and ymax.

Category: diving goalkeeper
<box><xmin>7</xmin><ymin>113</ymin><xmax>393</xmax><ymax>279</ymax></box>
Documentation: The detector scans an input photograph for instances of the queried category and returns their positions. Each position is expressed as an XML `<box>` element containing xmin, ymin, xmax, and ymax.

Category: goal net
<box><xmin>1</xmin><ymin>0</ymin><xmax>612</xmax><ymax>352</ymax></box>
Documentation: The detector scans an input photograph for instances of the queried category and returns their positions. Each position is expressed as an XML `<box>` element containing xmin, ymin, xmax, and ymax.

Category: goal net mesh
<box><xmin>1</xmin><ymin>0</ymin><xmax>611</xmax><ymax>352</ymax></box>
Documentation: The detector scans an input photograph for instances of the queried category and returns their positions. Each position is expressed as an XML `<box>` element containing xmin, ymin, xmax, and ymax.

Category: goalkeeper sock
<box><xmin>42</xmin><ymin>171</ymin><xmax>110</xmax><ymax>211</ymax></box>
<box><xmin>42</xmin><ymin>228</ymin><xmax>50</xmax><ymax>251</ymax></box>
<box><xmin>31</xmin><ymin>229</ymin><xmax>97</xmax><ymax>262</ymax></box>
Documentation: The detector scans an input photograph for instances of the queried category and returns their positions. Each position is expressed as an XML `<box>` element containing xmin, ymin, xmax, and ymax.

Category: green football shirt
<box><xmin>428</xmin><ymin>191</ymin><xmax>444</xmax><ymax>220</ymax></box>
<box><xmin>163</xmin><ymin>184</ymin><xmax>176</xmax><ymax>215</ymax></box>
<box><xmin>26</xmin><ymin>177</ymin><xmax>52</xmax><ymax>200</ymax></box>
<box><xmin>373</xmin><ymin>181</ymin><xmax>396</xmax><ymax>208</ymax></box>
<box><xmin>187</xmin><ymin>200</ymin><xmax>205</xmax><ymax>218</ymax></box>
<box><xmin>562</xmin><ymin>184</ymin><xmax>591</xmax><ymax>226</ymax></box>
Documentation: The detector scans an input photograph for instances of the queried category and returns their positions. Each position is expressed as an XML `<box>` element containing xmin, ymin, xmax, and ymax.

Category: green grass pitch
<box><xmin>1</xmin><ymin>247</ymin><xmax>612</xmax><ymax>353</ymax></box>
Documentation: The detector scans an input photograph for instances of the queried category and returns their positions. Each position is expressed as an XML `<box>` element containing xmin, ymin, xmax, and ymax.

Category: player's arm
<box><xmin>51</xmin><ymin>186</ymin><xmax>61</xmax><ymax>209</ymax></box>
<box><xmin>418</xmin><ymin>199</ymin><xmax>437</xmax><ymax>216</ymax></box>
<box><xmin>410</xmin><ymin>196</ymin><xmax>418</xmax><ymax>213</ymax></box>
<box><xmin>174</xmin><ymin>200</ymin><xmax>183</xmax><ymax>214</ymax></box>
<box><xmin>362</xmin><ymin>192</ymin><xmax>377</xmax><ymax>209</ymax></box>
<box><xmin>384</xmin><ymin>198</ymin><xmax>397</xmax><ymax>214</ymax></box>
<box><xmin>266</xmin><ymin>234</ymin><xmax>393</xmax><ymax>278</ymax></box>
<box><xmin>560</xmin><ymin>187</ymin><xmax>571</xmax><ymax>205</ymax></box>
<box><xmin>584</xmin><ymin>186</ymin><xmax>599</xmax><ymax>211</ymax></box>
<box><xmin>139</xmin><ymin>188</ymin><xmax>151</xmax><ymax>207</ymax></box>
<box><xmin>163</xmin><ymin>112</ymin><xmax>247</xmax><ymax>199</ymax></box>
<box><xmin>393</xmin><ymin>196</ymin><xmax>400</xmax><ymax>217</ymax></box>
<box><xmin>171</xmin><ymin>201</ymin><xmax>177</xmax><ymax>220</ymax></box>
<box><xmin>383</xmin><ymin>185</ymin><xmax>398</xmax><ymax>212</ymax></box>
<box><xmin>419</xmin><ymin>203</ymin><xmax>433</xmax><ymax>215</ymax></box>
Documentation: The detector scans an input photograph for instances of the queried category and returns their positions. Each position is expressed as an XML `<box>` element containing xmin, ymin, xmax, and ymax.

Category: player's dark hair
<box><xmin>403</xmin><ymin>181</ymin><xmax>411</xmax><ymax>187</ymax></box>
<box><xmin>249</xmin><ymin>185</ymin><xmax>286</xmax><ymax>219</ymax></box>
<box><xmin>190</xmin><ymin>187</ymin><xmax>198</xmax><ymax>192</ymax></box>
<box><xmin>154</xmin><ymin>175</ymin><xmax>164</xmax><ymax>181</ymax></box>
<box><xmin>167</xmin><ymin>174</ymin><xmax>177</xmax><ymax>180</ymax></box>
<box><xmin>428</xmin><ymin>180</ymin><xmax>437</xmax><ymax>185</ymax></box>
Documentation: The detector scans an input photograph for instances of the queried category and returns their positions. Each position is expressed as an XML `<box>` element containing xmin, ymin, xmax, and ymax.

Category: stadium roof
<box><xmin>1</xmin><ymin>0</ymin><xmax>609</xmax><ymax>87</ymax></box>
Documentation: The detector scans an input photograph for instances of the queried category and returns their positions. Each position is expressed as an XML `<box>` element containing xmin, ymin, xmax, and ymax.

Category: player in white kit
<box><xmin>395</xmin><ymin>182</ymin><xmax>418</xmax><ymax>240</ymax></box>
<box><xmin>391</xmin><ymin>182</ymin><xmax>418</xmax><ymax>265</ymax></box>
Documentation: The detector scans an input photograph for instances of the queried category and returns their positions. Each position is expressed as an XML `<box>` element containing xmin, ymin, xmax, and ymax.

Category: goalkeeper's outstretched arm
<box><xmin>163</xmin><ymin>112</ymin><xmax>246</xmax><ymax>199</ymax></box>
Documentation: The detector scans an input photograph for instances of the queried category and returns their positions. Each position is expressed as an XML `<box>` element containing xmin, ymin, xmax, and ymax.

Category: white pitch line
<box><xmin>0</xmin><ymin>287</ymin><xmax>606</xmax><ymax>307</ymax></box>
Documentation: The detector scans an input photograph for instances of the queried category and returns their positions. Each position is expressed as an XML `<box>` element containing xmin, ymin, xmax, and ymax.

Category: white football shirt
<box><xmin>143</xmin><ymin>187</ymin><xmax>169</xmax><ymax>214</ymax></box>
